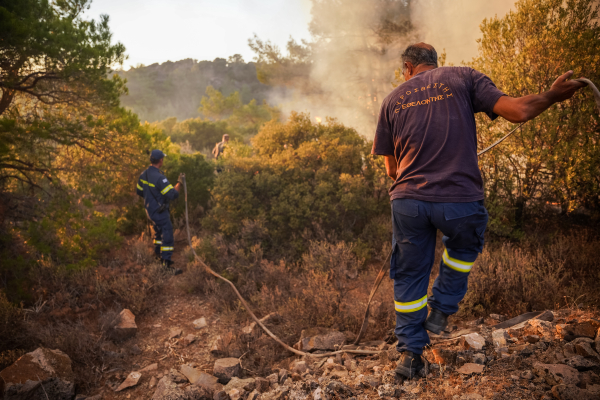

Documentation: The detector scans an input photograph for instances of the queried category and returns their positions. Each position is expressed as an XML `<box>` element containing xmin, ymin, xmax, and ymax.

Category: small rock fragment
<box><xmin>254</xmin><ymin>377</ymin><xmax>270</xmax><ymax>393</ymax></box>
<box><xmin>193</xmin><ymin>317</ymin><xmax>208</xmax><ymax>329</ymax></box>
<box><xmin>573</xmin><ymin>320</ymin><xmax>600</xmax><ymax>339</ymax></box>
<box><xmin>225</xmin><ymin>377</ymin><xmax>256</xmax><ymax>392</ymax></box>
<box><xmin>489</xmin><ymin>314</ymin><xmax>506</xmax><ymax>322</ymax></box>
<box><xmin>377</xmin><ymin>384</ymin><xmax>401</xmax><ymax>398</ymax></box>
<box><xmin>248</xmin><ymin>389</ymin><xmax>261</xmax><ymax>400</ymax></box>
<box><xmin>181</xmin><ymin>334</ymin><xmax>197</xmax><ymax>347</ymax></box>
<box><xmin>492</xmin><ymin>329</ymin><xmax>509</xmax><ymax>348</ymax></box>
<box><xmin>524</xmin><ymin>335</ymin><xmax>540</xmax><ymax>344</ymax></box>
<box><xmin>552</xmin><ymin>384</ymin><xmax>598</xmax><ymax>400</ymax></box>
<box><xmin>214</xmin><ymin>358</ymin><xmax>242</xmax><ymax>384</ymax></box>
<box><xmin>463</xmin><ymin>333</ymin><xmax>486</xmax><ymax>350</ymax></box>
<box><xmin>520</xmin><ymin>370</ymin><xmax>534</xmax><ymax>380</ymax></box>
<box><xmin>0</xmin><ymin>347</ymin><xmax>75</xmax><ymax>400</ymax></box>
<box><xmin>266</xmin><ymin>373</ymin><xmax>278</xmax><ymax>385</ymax></box>
<box><xmin>473</xmin><ymin>353</ymin><xmax>486</xmax><ymax>365</ymax></box>
<box><xmin>299</xmin><ymin>327</ymin><xmax>345</xmax><ymax>351</ymax></box>
<box><xmin>228</xmin><ymin>388</ymin><xmax>243</xmax><ymax>400</ymax></box>
<box><xmin>169</xmin><ymin>368</ymin><xmax>188</xmax><ymax>383</ymax></box>
<box><xmin>563</xmin><ymin>355</ymin><xmax>599</xmax><ymax>371</ymax></box>
<box><xmin>533</xmin><ymin>363</ymin><xmax>580</xmax><ymax>385</ymax></box>
<box><xmin>169</xmin><ymin>327</ymin><xmax>183</xmax><ymax>339</ymax></box>
<box><xmin>456</xmin><ymin>363</ymin><xmax>484</xmax><ymax>375</ymax></box>
<box><xmin>110</xmin><ymin>309</ymin><xmax>138</xmax><ymax>340</ymax></box>
<box><xmin>140</xmin><ymin>363</ymin><xmax>158</xmax><ymax>373</ymax></box>
<box><xmin>576</xmin><ymin>341</ymin><xmax>600</xmax><ymax>361</ymax></box>
<box><xmin>213</xmin><ymin>389</ymin><xmax>229</xmax><ymax>400</ymax></box>
<box><xmin>149</xmin><ymin>376</ymin><xmax>157</xmax><ymax>388</ymax></box>
<box><xmin>291</xmin><ymin>360</ymin><xmax>308</xmax><ymax>374</ymax></box>
<box><xmin>535</xmin><ymin>310</ymin><xmax>555</xmax><ymax>322</ymax></box>
<box><xmin>116</xmin><ymin>371</ymin><xmax>141</xmax><ymax>392</ymax></box>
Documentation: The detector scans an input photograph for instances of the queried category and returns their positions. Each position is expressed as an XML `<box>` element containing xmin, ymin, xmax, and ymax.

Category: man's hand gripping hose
<box><xmin>477</xmin><ymin>78</ymin><xmax>600</xmax><ymax>157</ymax></box>
<box><xmin>181</xmin><ymin>175</ymin><xmax>381</xmax><ymax>357</ymax></box>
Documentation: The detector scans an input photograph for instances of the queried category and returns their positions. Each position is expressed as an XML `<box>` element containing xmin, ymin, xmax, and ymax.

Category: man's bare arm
<box><xmin>493</xmin><ymin>71</ymin><xmax>586</xmax><ymax>123</ymax></box>
<box><xmin>385</xmin><ymin>156</ymin><xmax>398</xmax><ymax>181</ymax></box>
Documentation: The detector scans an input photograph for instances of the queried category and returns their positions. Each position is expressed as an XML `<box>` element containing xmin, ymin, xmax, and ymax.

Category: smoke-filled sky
<box><xmin>89</xmin><ymin>0</ymin><xmax>515</xmax><ymax>70</ymax></box>
<box><xmin>87</xmin><ymin>0</ymin><xmax>313</xmax><ymax>69</ymax></box>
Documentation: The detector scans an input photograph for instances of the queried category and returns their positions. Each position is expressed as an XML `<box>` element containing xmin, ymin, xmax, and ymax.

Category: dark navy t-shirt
<box><xmin>372</xmin><ymin>66</ymin><xmax>505</xmax><ymax>202</ymax></box>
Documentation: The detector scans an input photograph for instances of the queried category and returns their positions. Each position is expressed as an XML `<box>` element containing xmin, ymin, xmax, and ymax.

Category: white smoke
<box><xmin>268</xmin><ymin>0</ymin><xmax>515</xmax><ymax>139</ymax></box>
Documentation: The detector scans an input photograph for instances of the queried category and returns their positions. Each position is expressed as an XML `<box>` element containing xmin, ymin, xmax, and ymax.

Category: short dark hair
<box><xmin>401</xmin><ymin>44</ymin><xmax>438</xmax><ymax>68</ymax></box>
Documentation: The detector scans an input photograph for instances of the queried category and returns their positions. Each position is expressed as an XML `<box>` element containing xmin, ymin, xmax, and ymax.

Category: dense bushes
<box><xmin>473</xmin><ymin>0</ymin><xmax>600</xmax><ymax>233</ymax></box>
<box><xmin>205</xmin><ymin>112</ymin><xmax>390</xmax><ymax>260</ymax></box>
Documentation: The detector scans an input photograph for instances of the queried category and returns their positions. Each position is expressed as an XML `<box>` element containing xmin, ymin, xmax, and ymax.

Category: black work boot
<box><xmin>424</xmin><ymin>308</ymin><xmax>449</xmax><ymax>334</ymax></box>
<box><xmin>161</xmin><ymin>259</ymin><xmax>183</xmax><ymax>276</ymax></box>
<box><xmin>395</xmin><ymin>351</ymin><xmax>425</xmax><ymax>379</ymax></box>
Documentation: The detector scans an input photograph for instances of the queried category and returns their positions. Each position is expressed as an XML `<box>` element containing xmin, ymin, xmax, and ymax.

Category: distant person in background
<box><xmin>372</xmin><ymin>42</ymin><xmax>585</xmax><ymax>379</ymax></box>
<box><xmin>212</xmin><ymin>134</ymin><xmax>230</xmax><ymax>160</ymax></box>
<box><xmin>136</xmin><ymin>149</ymin><xmax>184</xmax><ymax>275</ymax></box>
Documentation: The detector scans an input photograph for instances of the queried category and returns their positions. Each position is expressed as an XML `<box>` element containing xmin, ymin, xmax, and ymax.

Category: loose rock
<box><xmin>456</xmin><ymin>363</ymin><xmax>484</xmax><ymax>375</ymax></box>
<box><xmin>377</xmin><ymin>384</ymin><xmax>401</xmax><ymax>398</ymax></box>
<box><xmin>169</xmin><ymin>327</ymin><xmax>183</xmax><ymax>339</ymax></box>
<box><xmin>152</xmin><ymin>375</ymin><xmax>211</xmax><ymax>400</ymax></box>
<box><xmin>225</xmin><ymin>377</ymin><xmax>256</xmax><ymax>392</ymax></box>
<box><xmin>492</xmin><ymin>329</ymin><xmax>509</xmax><ymax>348</ymax></box>
<box><xmin>462</xmin><ymin>333</ymin><xmax>486</xmax><ymax>351</ymax></box>
<box><xmin>182</xmin><ymin>334</ymin><xmax>197</xmax><ymax>347</ymax></box>
<box><xmin>109</xmin><ymin>309</ymin><xmax>138</xmax><ymax>341</ymax></box>
<box><xmin>551</xmin><ymin>384</ymin><xmax>598</xmax><ymax>400</ymax></box>
<box><xmin>214</xmin><ymin>358</ymin><xmax>242</xmax><ymax>384</ymax></box>
<box><xmin>254</xmin><ymin>377</ymin><xmax>270</xmax><ymax>393</ymax></box>
<box><xmin>298</xmin><ymin>328</ymin><xmax>345</xmax><ymax>351</ymax></box>
<box><xmin>536</xmin><ymin>310</ymin><xmax>555</xmax><ymax>322</ymax></box>
<box><xmin>115</xmin><ymin>371</ymin><xmax>141</xmax><ymax>392</ymax></box>
<box><xmin>576</xmin><ymin>341</ymin><xmax>600</xmax><ymax>361</ymax></box>
<box><xmin>533</xmin><ymin>363</ymin><xmax>580</xmax><ymax>385</ymax></box>
<box><xmin>193</xmin><ymin>317</ymin><xmax>208</xmax><ymax>329</ymax></box>
<box><xmin>573</xmin><ymin>320</ymin><xmax>600</xmax><ymax>339</ymax></box>
<box><xmin>140</xmin><ymin>363</ymin><xmax>158</xmax><ymax>373</ymax></box>
<box><xmin>0</xmin><ymin>347</ymin><xmax>75</xmax><ymax>400</ymax></box>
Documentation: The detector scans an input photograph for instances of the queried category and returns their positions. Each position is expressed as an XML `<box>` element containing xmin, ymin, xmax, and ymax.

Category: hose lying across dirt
<box><xmin>181</xmin><ymin>177</ymin><xmax>381</xmax><ymax>358</ymax></box>
<box><xmin>180</xmin><ymin>78</ymin><xmax>600</xmax><ymax>358</ymax></box>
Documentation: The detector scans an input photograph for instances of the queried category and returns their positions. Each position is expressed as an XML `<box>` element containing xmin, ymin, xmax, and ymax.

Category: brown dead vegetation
<box><xmin>0</xmin><ymin>226</ymin><xmax>598</xmax><ymax>394</ymax></box>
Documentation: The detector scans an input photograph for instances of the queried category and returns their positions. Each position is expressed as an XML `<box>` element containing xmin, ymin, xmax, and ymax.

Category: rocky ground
<box><xmin>1</xmin><ymin>271</ymin><xmax>599</xmax><ymax>399</ymax></box>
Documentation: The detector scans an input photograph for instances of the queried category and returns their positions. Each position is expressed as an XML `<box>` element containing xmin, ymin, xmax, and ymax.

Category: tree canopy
<box><xmin>0</xmin><ymin>0</ymin><xmax>126</xmax><ymax>115</ymax></box>
<box><xmin>473</xmin><ymin>0</ymin><xmax>600</xmax><ymax>232</ymax></box>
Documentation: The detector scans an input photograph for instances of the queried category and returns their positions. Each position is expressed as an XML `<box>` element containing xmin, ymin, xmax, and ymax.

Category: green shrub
<box><xmin>27</xmin><ymin>196</ymin><xmax>122</xmax><ymax>270</ymax></box>
<box><xmin>205</xmin><ymin>112</ymin><xmax>389</xmax><ymax>260</ymax></box>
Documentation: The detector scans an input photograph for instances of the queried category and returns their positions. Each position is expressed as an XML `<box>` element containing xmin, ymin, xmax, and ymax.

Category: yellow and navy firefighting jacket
<box><xmin>136</xmin><ymin>166</ymin><xmax>179</xmax><ymax>221</ymax></box>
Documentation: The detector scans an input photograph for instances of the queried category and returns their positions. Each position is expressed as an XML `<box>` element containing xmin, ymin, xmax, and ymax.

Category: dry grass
<box><xmin>182</xmin><ymin>227</ymin><xmax>600</xmax><ymax>373</ymax></box>
<box><xmin>0</xmin><ymin>234</ymin><xmax>169</xmax><ymax>387</ymax></box>
<box><xmin>463</xmin><ymin>231</ymin><xmax>600</xmax><ymax>317</ymax></box>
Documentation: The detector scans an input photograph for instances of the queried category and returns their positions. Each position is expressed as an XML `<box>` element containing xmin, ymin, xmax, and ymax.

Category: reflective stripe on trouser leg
<box><xmin>395</xmin><ymin>294</ymin><xmax>427</xmax><ymax>313</ymax></box>
<box><xmin>152</xmin><ymin>222</ymin><xmax>163</xmax><ymax>256</ymax></box>
<box><xmin>156</xmin><ymin>218</ymin><xmax>174</xmax><ymax>261</ymax></box>
<box><xmin>429</xmin><ymin>247</ymin><xmax>478</xmax><ymax>315</ymax></box>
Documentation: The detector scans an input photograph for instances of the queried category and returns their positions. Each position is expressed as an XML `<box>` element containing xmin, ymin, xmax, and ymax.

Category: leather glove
<box><xmin>177</xmin><ymin>173</ymin><xmax>185</xmax><ymax>185</ymax></box>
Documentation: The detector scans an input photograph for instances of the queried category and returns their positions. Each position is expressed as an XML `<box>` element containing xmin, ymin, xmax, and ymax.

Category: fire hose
<box><xmin>181</xmin><ymin>78</ymin><xmax>600</xmax><ymax>356</ymax></box>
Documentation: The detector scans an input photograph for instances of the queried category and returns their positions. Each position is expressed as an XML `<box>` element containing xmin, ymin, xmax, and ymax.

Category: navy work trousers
<box><xmin>152</xmin><ymin>217</ymin><xmax>174</xmax><ymax>261</ymax></box>
<box><xmin>390</xmin><ymin>199</ymin><xmax>488</xmax><ymax>354</ymax></box>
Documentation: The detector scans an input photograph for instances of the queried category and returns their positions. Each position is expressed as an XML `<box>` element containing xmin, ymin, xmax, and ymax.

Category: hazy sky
<box><xmin>87</xmin><ymin>0</ymin><xmax>313</xmax><ymax>69</ymax></box>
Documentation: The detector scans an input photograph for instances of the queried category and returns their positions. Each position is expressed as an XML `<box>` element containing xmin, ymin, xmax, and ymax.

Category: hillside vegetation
<box><xmin>117</xmin><ymin>56</ymin><xmax>271</xmax><ymax>123</ymax></box>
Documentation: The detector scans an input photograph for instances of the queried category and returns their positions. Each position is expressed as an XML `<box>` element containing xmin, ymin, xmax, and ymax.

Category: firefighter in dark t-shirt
<box><xmin>372</xmin><ymin>42</ymin><xmax>585</xmax><ymax>379</ymax></box>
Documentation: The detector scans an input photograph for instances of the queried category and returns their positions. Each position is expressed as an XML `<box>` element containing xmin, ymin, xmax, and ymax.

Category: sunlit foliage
<box><xmin>472</xmin><ymin>0</ymin><xmax>600</xmax><ymax>232</ymax></box>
